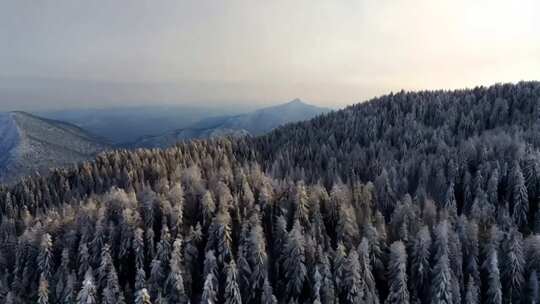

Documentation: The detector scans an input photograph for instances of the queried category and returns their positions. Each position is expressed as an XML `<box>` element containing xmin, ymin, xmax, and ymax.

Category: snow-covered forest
<box><xmin>2</xmin><ymin>82</ymin><xmax>540</xmax><ymax>303</ymax></box>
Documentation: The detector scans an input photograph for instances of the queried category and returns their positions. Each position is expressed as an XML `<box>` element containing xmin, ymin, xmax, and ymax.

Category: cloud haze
<box><xmin>1</xmin><ymin>0</ymin><xmax>539</xmax><ymax>110</ymax></box>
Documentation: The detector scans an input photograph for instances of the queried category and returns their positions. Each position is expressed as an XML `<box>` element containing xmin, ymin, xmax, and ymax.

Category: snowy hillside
<box><xmin>0</xmin><ymin>111</ymin><xmax>108</xmax><ymax>183</ymax></box>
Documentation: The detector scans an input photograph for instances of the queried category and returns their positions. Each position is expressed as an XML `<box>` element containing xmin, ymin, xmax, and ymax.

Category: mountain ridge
<box><xmin>129</xmin><ymin>99</ymin><xmax>330</xmax><ymax>148</ymax></box>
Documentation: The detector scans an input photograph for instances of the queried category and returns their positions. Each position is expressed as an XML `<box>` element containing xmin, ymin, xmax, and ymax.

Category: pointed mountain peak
<box><xmin>287</xmin><ymin>98</ymin><xmax>305</xmax><ymax>105</ymax></box>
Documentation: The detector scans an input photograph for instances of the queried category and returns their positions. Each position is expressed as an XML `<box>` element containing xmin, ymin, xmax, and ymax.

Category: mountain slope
<box><xmin>0</xmin><ymin>111</ymin><xmax>108</xmax><ymax>183</ymax></box>
<box><xmin>131</xmin><ymin>98</ymin><xmax>330</xmax><ymax>148</ymax></box>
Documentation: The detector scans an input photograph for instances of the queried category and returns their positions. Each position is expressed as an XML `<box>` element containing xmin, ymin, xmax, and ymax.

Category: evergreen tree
<box><xmin>464</xmin><ymin>277</ymin><xmax>479</xmax><ymax>304</ymax></box>
<box><xmin>511</xmin><ymin>162</ymin><xmax>529</xmax><ymax>228</ymax></box>
<box><xmin>135</xmin><ymin>267</ymin><xmax>147</xmax><ymax>292</ymax></box>
<box><xmin>358</xmin><ymin>238</ymin><xmax>379</xmax><ymax>304</ymax></box>
<box><xmin>38</xmin><ymin>233</ymin><xmax>53</xmax><ymax>280</ymax></box>
<box><xmin>261</xmin><ymin>278</ymin><xmax>278</xmax><ymax>304</ymax></box>
<box><xmin>246</xmin><ymin>211</ymin><xmax>268</xmax><ymax>300</ymax></box>
<box><xmin>149</xmin><ymin>259</ymin><xmax>164</xmax><ymax>299</ymax></box>
<box><xmin>135</xmin><ymin>288</ymin><xmax>152</xmax><ymax>304</ymax></box>
<box><xmin>344</xmin><ymin>249</ymin><xmax>364</xmax><ymax>304</ymax></box>
<box><xmin>102</xmin><ymin>263</ymin><xmax>125</xmax><ymax>304</ymax></box>
<box><xmin>385</xmin><ymin>241</ymin><xmax>409</xmax><ymax>304</ymax></box>
<box><xmin>166</xmin><ymin>238</ymin><xmax>187</xmax><ymax>304</ymax></box>
<box><xmin>443</xmin><ymin>182</ymin><xmax>457</xmax><ymax>217</ymax></box>
<box><xmin>410</xmin><ymin>226</ymin><xmax>431</xmax><ymax>304</ymax></box>
<box><xmin>431</xmin><ymin>222</ymin><xmax>452</xmax><ymax>304</ymax></box>
<box><xmin>201</xmin><ymin>273</ymin><xmax>218</xmax><ymax>304</ymax></box>
<box><xmin>203</xmin><ymin>250</ymin><xmax>218</xmax><ymax>289</ymax></box>
<box><xmin>283</xmin><ymin>220</ymin><xmax>307</xmax><ymax>301</ymax></box>
<box><xmin>501</xmin><ymin>229</ymin><xmax>524</xmax><ymax>303</ymax></box>
<box><xmin>483</xmin><ymin>249</ymin><xmax>502</xmax><ymax>304</ymax></box>
<box><xmin>294</xmin><ymin>181</ymin><xmax>310</xmax><ymax>227</ymax></box>
<box><xmin>98</xmin><ymin>244</ymin><xmax>113</xmax><ymax>291</ymax></box>
<box><xmin>37</xmin><ymin>275</ymin><xmax>49</xmax><ymax>304</ymax></box>
<box><xmin>528</xmin><ymin>270</ymin><xmax>539</xmax><ymax>304</ymax></box>
<box><xmin>77</xmin><ymin>269</ymin><xmax>97</xmax><ymax>304</ymax></box>
<box><xmin>333</xmin><ymin>242</ymin><xmax>347</xmax><ymax>298</ymax></box>
<box><xmin>224</xmin><ymin>261</ymin><xmax>242</xmax><ymax>304</ymax></box>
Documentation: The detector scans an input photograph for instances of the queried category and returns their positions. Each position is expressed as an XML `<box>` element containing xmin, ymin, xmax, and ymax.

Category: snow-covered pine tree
<box><xmin>102</xmin><ymin>262</ymin><xmax>125</xmax><ymax>304</ymax></box>
<box><xmin>166</xmin><ymin>238</ymin><xmax>187</xmax><ymax>304</ymax></box>
<box><xmin>463</xmin><ymin>277</ymin><xmax>479</xmax><ymax>304</ymax></box>
<box><xmin>224</xmin><ymin>260</ymin><xmax>242</xmax><ymax>304</ymax></box>
<box><xmin>261</xmin><ymin>277</ymin><xmax>278</xmax><ymax>304</ymax></box>
<box><xmin>37</xmin><ymin>274</ymin><xmax>49</xmax><ymax>304</ymax></box>
<box><xmin>201</xmin><ymin>273</ymin><xmax>218</xmax><ymax>304</ymax></box>
<box><xmin>358</xmin><ymin>238</ymin><xmax>379</xmax><ymax>304</ymax></box>
<box><xmin>483</xmin><ymin>249</ymin><xmax>502</xmax><ymax>304</ymax></box>
<box><xmin>333</xmin><ymin>241</ymin><xmax>347</xmax><ymax>298</ymax></box>
<box><xmin>431</xmin><ymin>222</ymin><xmax>452</xmax><ymax>304</ymax></box>
<box><xmin>283</xmin><ymin>220</ymin><xmax>307</xmax><ymax>301</ymax></box>
<box><xmin>511</xmin><ymin>162</ymin><xmax>529</xmax><ymax>228</ymax></box>
<box><xmin>77</xmin><ymin>269</ymin><xmax>97</xmax><ymax>304</ymax></box>
<box><xmin>38</xmin><ymin>233</ymin><xmax>53</xmax><ymax>280</ymax></box>
<box><xmin>501</xmin><ymin>228</ymin><xmax>524</xmax><ymax>303</ymax></box>
<box><xmin>343</xmin><ymin>249</ymin><xmax>363</xmax><ymax>304</ymax></box>
<box><xmin>385</xmin><ymin>241</ymin><xmax>409</xmax><ymax>304</ymax></box>
<box><xmin>528</xmin><ymin>270</ymin><xmax>539</xmax><ymax>304</ymax></box>
<box><xmin>410</xmin><ymin>226</ymin><xmax>431</xmax><ymax>304</ymax></box>
<box><xmin>135</xmin><ymin>288</ymin><xmax>152</xmax><ymax>304</ymax></box>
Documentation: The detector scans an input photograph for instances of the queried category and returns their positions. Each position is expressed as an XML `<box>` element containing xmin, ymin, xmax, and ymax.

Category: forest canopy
<box><xmin>1</xmin><ymin>82</ymin><xmax>540</xmax><ymax>303</ymax></box>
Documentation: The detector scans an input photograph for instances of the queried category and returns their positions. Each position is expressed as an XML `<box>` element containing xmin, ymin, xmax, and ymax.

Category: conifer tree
<box><xmin>410</xmin><ymin>226</ymin><xmax>431</xmax><ymax>304</ymax></box>
<box><xmin>512</xmin><ymin>162</ymin><xmax>529</xmax><ymax>228</ymax></box>
<box><xmin>184</xmin><ymin>225</ymin><xmax>201</xmax><ymax>296</ymax></box>
<box><xmin>284</xmin><ymin>220</ymin><xmax>307</xmax><ymax>301</ymax></box>
<box><xmin>294</xmin><ymin>181</ymin><xmax>310</xmax><ymax>227</ymax></box>
<box><xmin>38</xmin><ymin>233</ymin><xmax>53</xmax><ymax>280</ymax></box>
<box><xmin>203</xmin><ymin>250</ymin><xmax>218</xmax><ymax>288</ymax></box>
<box><xmin>166</xmin><ymin>238</ymin><xmax>187</xmax><ymax>304</ymax></box>
<box><xmin>483</xmin><ymin>249</ymin><xmax>502</xmax><ymax>304</ymax></box>
<box><xmin>333</xmin><ymin>241</ymin><xmax>347</xmax><ymax>298</ymax></box>
<box><xmin>464</xmin><ymin>277</ymin><xmax>479</xmax><ymax>304</ymax></box>
<box><xmin>319</xmin><ymin>252</ymin><xmax>337</xmax><ymax>304</ymax></box>
<box><xmin>133</xmin><ymin>228</ymin><xmax>145</xmax><ymax>270</ymax></box>
<box><xmin>431</xmin><ymin>222</ymin><xmax>452</xmax><ymax>304</ymax></box>
<box><xmin>201</xmin><ymin>273</ymin><xmax>218</xmax><ymax>304</ymax></box>
<box><xmin>261</xmin><ymin>277</ymin><xmax>278</xmax><ymax>304</ymax></box>
<box><xmin>344</xmin><ymin>249</ymin><xmax>364</xmax><ymax>304</ymax></box>
<box><xmin>98</xmin><ymin>244</ymin><xmax>113</xmax><ymax>291</ymax></box>
<box><xmin>528</xmin><ymin>270</ymin><xmax>539</xmax><ymax>304</ymax></box>
<box><xmin>135</xmin><ymin>267</ymin><xmax>147</xmax><ymax>292</ymax></box>
<box><xmin>37</xmin><ymin>275</ymin><xmax>49</xmax><ymax>304</ymax></box>
<box><xmin>135</xmin><ymin>288</ymin><xmax>152</xmax><ymax>304</ymax></box>
<box><xmin>358</xmin><ymin>238</ymin><xmax>379</xmax><ymax>304</ymax></box>
<box><xmin>77</xmin><ymin>269</ymin><xmax>97</xmax><ymax>304</ymax></box>
<box><xmin>224</xmin><ymin>260</ymin><xmax>242</xmax><ymax>304</ymax></box>
<box><xmin>102</xmin><ymin>263</ymin><xmax>125</xmax><ymax>304</ymax></box>
<box><xmin>385</xmin><ymin>241</ymin><xmax>409</xmax><ymax>304</ymax></box>
<box><xmin>501</xmin><ymin>229</ymin><xmax>524</xmax><ymax>303</ymax></box>
<box><xmin>246</xmin><ymin>211</ymin><xmax>268</xmax><ymax>300</ymax></box>
<box><xmin>149</xmin><ymin>259</ymin><xmax>164</xmax><ymax>299</ymax></box>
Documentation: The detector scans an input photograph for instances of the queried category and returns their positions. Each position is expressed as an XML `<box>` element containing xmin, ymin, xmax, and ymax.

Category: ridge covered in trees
<box><xmin>1</xmin><ymin>81</ymin><xmax>540</xmax><ymax>303</ymax></box>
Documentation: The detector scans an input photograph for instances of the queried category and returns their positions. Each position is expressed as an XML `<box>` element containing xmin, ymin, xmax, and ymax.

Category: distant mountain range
<box><xmin>0</xmin><ymin>112</ymin><xmax>109</xmax><ymax>184</ymax></box>
<box><xmin>129</xmin><ymin>99</ymin><xmax>330</xmax><ymax>148</ymax></box>
<box><xmin>0</xmin><ymin>99</ymin><xmax>329</xmax><ymax>183</ymax></box>
<box><xmin>37</xmin><ymin>105</ymin><xmax>251</xmax><ymax>144</ymax></box>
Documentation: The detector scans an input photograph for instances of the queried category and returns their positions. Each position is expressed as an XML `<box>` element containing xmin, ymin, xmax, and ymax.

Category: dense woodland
<box><xmin>1</xmin><ymin>82</ymin><xmax>540</xmax><ymax>303</ymax></box>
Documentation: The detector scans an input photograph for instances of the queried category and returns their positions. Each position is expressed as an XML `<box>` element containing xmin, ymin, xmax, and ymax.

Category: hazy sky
<box><xmin>1</xmin><ymin>0</ymin><xmax>539</xmax><ymax>110</ymax></box>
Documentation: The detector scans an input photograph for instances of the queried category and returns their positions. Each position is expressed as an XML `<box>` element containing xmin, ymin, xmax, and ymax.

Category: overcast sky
<box><xmin>1</xmin><ymin>0</ymin><xmax>539</xmax><ymax>111</ymax></box>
